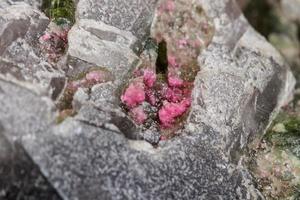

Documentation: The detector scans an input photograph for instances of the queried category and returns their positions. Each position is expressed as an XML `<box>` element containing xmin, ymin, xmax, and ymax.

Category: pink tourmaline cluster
<box><xmin>67</xmin><ymin>70</ymin><xmax>109</xmax><ymax>91</ymax></box>
<box><xmin>58</xmin><ymin>69</ymin><xmax>111</xmax><ymax>111</ymax></box>
<box><xmin>121</xmin><ymin>67</ymin><xmax>192</xmax><ymax>128</ymax></box>
<box><xmin>39</xmin><ymin>24</ymin><xmax>70</xmax><ymax>62</ymax></box>
<box><xmin>121</xmin><ymin>0</ymin><xmax>214</xmax><ymax>137</ymax></box>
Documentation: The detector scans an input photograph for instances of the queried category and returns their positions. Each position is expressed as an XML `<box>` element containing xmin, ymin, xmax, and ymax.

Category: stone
<box><xmin>66</xmin><ymin>0</ymin><xmax>158</xmax><ymax>84</ymax></box>
<box><xmin>0</xmin><ymin>79</ymin><xmax>62</xmax><ymax>199</ymax></box>
<box><xmin>76</xmin><ymin>0</ymin><xmax>157</xmax><ymax>41</ymax></box>
<box><xmin>0</xmin><ymin>3</ymin><xmax>66</xmax><ymax>100</ymax></box>
<box><xmin>90</xmin><ymin>82</ymin><xmax>118</xmax><ymax>105</ymax></box>
<box><xmin>10</xmin><ymin>0</ymin><xmax>42</xmax><ymax>8</ymax></box>
<box><xmin>0</xmin><ymin>0</ymin><xmax>297</xmax><ymax>199</ymax></box>
<box><xmin>67</xmin><ymin>24</ymin><xmax>139</xmax><ymax>82</ymax></box>
<box><xmin>0</xmin><ymin>129</ymin><xmax>61</xmax><ymax>200</ymax></box>
<box><xmin>0</xmin><ymin>0</ymin><xmax>42</xmax><ymax>9</ymax></box>
<box><xmin>65</xmin><ymin>0</ymin><xmax>159</xmax><ymax>112</ymax></box>
<box><xmin>72</xmin><ymin>87</ymin><xmax>89</xmax><ymax>111</ymax></box>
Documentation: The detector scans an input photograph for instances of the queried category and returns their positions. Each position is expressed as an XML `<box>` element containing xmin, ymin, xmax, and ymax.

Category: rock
<box><xmin>0</xmin><ymin>0</ymin><xmax>42</xmax><ymax>9</ymax></box>
<box><xmin>72</xmin><ymin>87</ymin><xmax>89</xmax><ymax>111</ymax></box>
<box><xmin>65</xmin><ymin>0</ymin><xmax>157</xmax><ymax>121</ymax></box>
<box><xmin>13</xmin><ymin>0</ymin><xmax>42</xmax><ymax>8</ymax></box>
<box><xmin>66</xmin><ymin>0</ymin><xmax>158</xmax><ymax>85</ymax></box>
<box><xmin>67</xmin><ymin>24</ymin><xmax>139</xmax><ymax>82</ymax></box>
<box><xmin>141</xmin><ymin>129</ymin><xmax>161</xmax><ymax>144</ymax></box>
<box><xmin>0</xmin><ymin>3</ymin><xmax>66</xmax><ymax>100</ymax></box>
<box><xmin>0</xmin><ymin>129</ymin><xmax>61</xmax><ymax>200</ymax></box>
<box><xmin>0</xmin><ymin>79</ymin><xmax>63</xmax><ymax>199</ymax></box>
<box><xmin>75</xmin><ymin>104</ymin><xmax>140</xmax><ymax>139</ymax></box>
<box><xmin>0</xmin><ymin>1</ymin><xmax>9</xmax><ymax>8</ymax></box>
<box><xmin>90</xmin><ymin>82</ymin><xmax>118</xmax><ymax>105</ymax></box>
<box><xmin>0</xmin><ymin>0</ymin><xmax>296</xmax><ymax>199</ymax></box>
<box><xmin>76</xmin><ymin>0</ymin><xmax>157</xmax><ymax>41</ymax></box>
<box><xmin>0</xmin><ymin>3</ymin><xmax>49</xmax><ymax>47</ymax></box>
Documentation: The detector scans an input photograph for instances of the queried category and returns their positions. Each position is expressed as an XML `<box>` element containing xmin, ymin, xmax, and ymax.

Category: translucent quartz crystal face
<box><xmin>121</xmin><ymin>0</ymin><xmax>214</xmax><ymax>139</ymax></box>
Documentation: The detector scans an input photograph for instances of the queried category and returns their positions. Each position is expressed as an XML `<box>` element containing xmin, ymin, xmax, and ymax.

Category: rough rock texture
<box><xmin>0</xmin><ymin>0</ymin><xmax>296</xmax><ymax>200</ymax></box>
<box><xmin>66</xmin><ymin>0</ymin><xmax>158</xmax><ymax>82</ymax></box>
<box><xmin>238</xmin><ymin>0</ymin><xmax>300</xmax><ymax>198</ymax></box>
<box><xmin>0</xmin><ymin>0</ymin><xmax>42</xmax><ymax>9</ymax></box>
<box><xmin>76</xmin><ymin>0</ymin><xmax>158</xmax><ymax>41</ymax></box>
<box><xmin>0</xmin><ymin>128</ymin><xmax>60</xmax><ymax>200</ymax></box>
<box><xmin>0</xmin><ymin>3</ymin><xmax>66</xmax><ymax>100</ymax></box>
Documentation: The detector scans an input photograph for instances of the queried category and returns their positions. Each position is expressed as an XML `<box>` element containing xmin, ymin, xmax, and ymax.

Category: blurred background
<box><xmin>237</xmin><ymin>0</ymin><xmax>300</xmax><ymax>199</ymax></box>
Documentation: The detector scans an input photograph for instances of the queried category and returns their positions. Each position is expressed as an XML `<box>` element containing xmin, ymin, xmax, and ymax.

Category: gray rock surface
<box><xmin>0</xmin><ymin>0</ymin><xmax>42</xmax><ymax>9</ymax></box>
<box><xmin>0</xmin><ymin>3</ymin><xmax>66</xmax><ymax>100</ymax></box>
<box><xmin>0</xmin><ymin>0</ymin><xmax>296</xmax><ymax>200</ymax></box>
<box><xmin>66</xmin><ymin>0</ymin><xmax>159</xmax><ymax>82</ymax></box>
<box><xmin>76</xmin><ymin>0</ymin><xmax>157</xmax><ymax>41</ymax></box>
<box><xmin>0</xmin><ymin>128</ymin><xmax>60</xmax><ymax>200</ymax></box>
<box><xmin>0</xmin><ymin>79</ymin><xmax>61</xmax><ymax>200</ymax></box>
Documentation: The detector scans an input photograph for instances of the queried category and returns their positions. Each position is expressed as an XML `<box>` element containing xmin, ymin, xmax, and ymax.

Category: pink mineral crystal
<box><xmin>40</xmin><ymin>33</ymin><xmax>51</xmax><ymax>41</ymax></box>
<box><xmin>158</xmin><ymin>99</ymin><xmax>191</xmax><ymax>128</ymax></box>
<box><xmin>192</xmin><ymin>39</ymin><xmax>202</xmax><ymax>48</ymax></box>
<box><xmin>165</xmin><ymin>87</ymin><xmax>183</xmax><ymax>103</ymax></box>
<box><xmin>133</xmin><ymin>69</ymin><xmax>143</xmax><ymax>77</ymax></box>
<box><xmin>177</xmin><ymin>39</ymin><xmax>188</xmax><ymax>48</ymax></box>
<box><xmin>143</xmin><ymin>69</ymin><xmax>156</xmax><ymax>88</ymax></box>
<box><xmin>167</xmin><ymin>55</ymin><xmax>178</xmax><ymax>68</ymax></box>
<box><xmin>165</xmin><ymin>0</ymin><xmax>175</xmax><ymax>12</ymax></box>
<box><xmin>86</xmin><ymin>70</ymin><xmax>104</xmax><ymax>83</ymax></box>
<box><xmin>67</xmin><ymin>80</ymin><xmax>82</xmax><ymax>91</ymax></box>
<box><xmin>130</xmin><ymin>106</ymin><xmax>147</xmax><ymax>125</ymax></box>
<box><xmin>168</xmin><ymin>76</ymin><xmax>184</xmax><ymax>87</ymax></box>
<box><xmin>121</xmin><ymin>81</ymin><xmax>145</xmax><ymax>108</ymax></box>
<box><xmin>160</xmin><ymin>135</ymin><xmax>167</xmax><ymax>141</ymax></box>
<box><xmin>145</xmin><ymin>89</ymin><xmax>156</xmax><ymax>106</ymax></box>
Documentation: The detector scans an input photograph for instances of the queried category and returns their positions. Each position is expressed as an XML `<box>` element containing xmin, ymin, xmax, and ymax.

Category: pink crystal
<box><xmin>130</xmin><ymin>106</ymin><xmax>147</xmax><ymax>125</ymax></box>
<box><xmin>40</xmin><ymin>33</ymin><xmax>51</xmax><ymax>41</ymax></box>
<box><xmin>192</xmin><ymin>39</ymin><xmax>202</xmax><ymax>48</ymax></box>
<box><xmin>160</xmin><ymin>135</ymin><xmax>167</xmax><ymax>141</ymax></box>
<box><xmin>143</xmin><ymin>69</ymin><xmax>156</xmax><ymax>88</ymax></box>
<box><xmin>167</xmin><ymin>55</ymin><xmax>178</xmax><ymax>68</ymax></box>
<box><xmin>67</xmin><ymin>80</ymin><xmax>81</xmax><ymax>91</ymax></box>
<box><xmin>86</xmin><ymin>70</ymin><xmax>104</xmax><ymax>83</ymax></box>
<box><xmin>145</xmin><ymin>89</ymin><xmax>156</xmax><ymax>106</ymax></box>
<box><xmin>133</xmin><ymin>69</ymin><xmax>143</xmax><ymax>77</ymax></box>
<box><xmin>121</xmin><ymin>81</ymin><xmax>145</xmax><ymax>108</ymax></box>
<box><xmin>168</xmin><ymin>76</ymin><xmax>183</xmax><ymax>87</ymax></box>
<box><xmin>177</xmin><ymin>39</ymin><xmax>188</xmax><ymax>48</ymax></box>
<box><xmin>165</xmin><ymin>87</ymin><xmax>183</xmax><ymax>103</ymax></box>
<box><xmin>165</xmin><ymin>0</ymin><xmax>175</xmax><ymax>12</ymax></box>
<box><xmin>158</xmin><ymin>99</ymin><xmax>191</xmax><ymax>128</ymax></box>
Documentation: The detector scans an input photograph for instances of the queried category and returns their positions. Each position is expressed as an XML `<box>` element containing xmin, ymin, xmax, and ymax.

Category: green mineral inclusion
<box><xmin>42</xmin><ymin>0</ymin><xmax>75</xmax><ymax>24</ymax></box>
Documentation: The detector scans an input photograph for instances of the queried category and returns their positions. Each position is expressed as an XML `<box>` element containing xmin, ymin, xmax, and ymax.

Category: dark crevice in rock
<box><xmin>50</xmin><ymin>77</ymin><xmax>66</xmax><ymax>100</ymax></box>
<box><xmin>109</xmin><ymin>116</ymin><xmax>141</xmax><ymax>140</ymax></box>
<box><xmin>155</xmin><ymin>40</ymin><xmax>168</xmax><ymax>74</ymax></box>
<box><xmin>75</xmin><ymin>104</ymin><xmax>141</xmax><ymax>140</ymax></box>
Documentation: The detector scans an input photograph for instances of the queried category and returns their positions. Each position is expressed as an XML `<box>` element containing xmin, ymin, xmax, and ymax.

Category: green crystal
<box><xmin>42</xmin><ymin>0</ymin><xmax>75</xmax><ymax>24</ymax></box>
